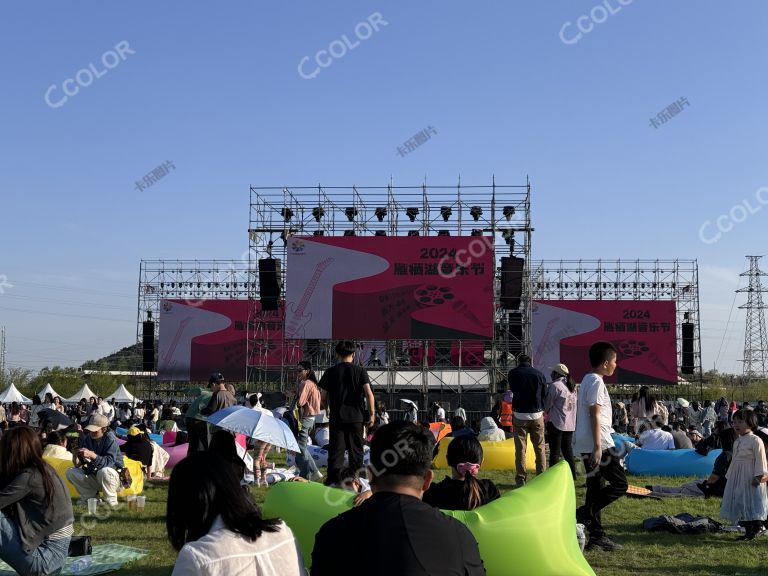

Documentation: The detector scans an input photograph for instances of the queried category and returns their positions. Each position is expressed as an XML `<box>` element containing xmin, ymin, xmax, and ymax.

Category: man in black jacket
<box><xmin>507</xmin><ymin>354</ymin><xmax>547</xmax><ymax>486</ymax></box>
<box><xmin>311</xmin><ymin>422</ymin><xmax>485</xmax><ymax>575</ymax></box>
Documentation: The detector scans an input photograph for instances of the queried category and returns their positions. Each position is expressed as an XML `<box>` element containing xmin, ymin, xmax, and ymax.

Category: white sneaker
<box><xmin>309</xmin><ymin>470</ymin><xmax>324</xmax><ymax>482</ymax></box>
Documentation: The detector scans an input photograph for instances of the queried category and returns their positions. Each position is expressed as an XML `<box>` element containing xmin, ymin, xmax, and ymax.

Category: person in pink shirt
<box><xmin>295</xmin><ymin>361</ymin><xmax>323</xmax><ymax>482</ymax></box>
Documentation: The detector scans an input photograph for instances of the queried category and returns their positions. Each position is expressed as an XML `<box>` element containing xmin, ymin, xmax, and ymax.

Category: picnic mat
<box><xmin>626</xmin><ymin>484</ymin><xmax>660</xmax><ymax>499</ymax></box>
<box><xmin>0</xmin><ymin>544</ymin><xmax>148</xmax><ymax>576</ymax></box>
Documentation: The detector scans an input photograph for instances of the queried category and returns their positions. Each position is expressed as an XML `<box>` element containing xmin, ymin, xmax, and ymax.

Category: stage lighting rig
<box><xmin>374</xmin><ymin>207</ymin><xmax>387</xmax><ymax>221</ymax></box>
<box><xmin>469</xmin><ymin>206</ymin><xmax>483</xmax><ymax>221</ymax></box>
<box><xmin>405</xmin><ymin>207</ymin><xmax>419</xmax><ymax>222</ymax></box>
<box><xmin>440</xmin><ymin>206</ymin><xmax>452</xmax><ymax>221</ymax></box>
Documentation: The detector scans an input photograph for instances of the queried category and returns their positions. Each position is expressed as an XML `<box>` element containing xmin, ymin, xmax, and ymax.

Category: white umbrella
<box><xmin>399</xmin><ymin>399</ymin><xmax>418</xmax><ymax>408</ymax></box>
<box><xmin>207</xmin><ymin>406</ymin><xmax>300</xmax><ymax>452</ymax></box>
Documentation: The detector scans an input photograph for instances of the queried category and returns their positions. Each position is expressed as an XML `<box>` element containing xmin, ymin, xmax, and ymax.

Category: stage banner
<box><xmin>532</xmin><ymin>300</ymin><xmax>677</xmax><ymax>385</ymax></box>
<box><xmin>158</xmin><ymin>299</ymin><xmax>300</xmax><ymax>382</ymax></box>
<box><xmin>285</xmin><ymin>236</ymin><xmax>494</xmax><ymax>340</ymax></box>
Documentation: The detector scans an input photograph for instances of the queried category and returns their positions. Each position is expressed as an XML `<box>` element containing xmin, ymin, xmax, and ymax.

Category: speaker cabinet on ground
<box><xmin>258</xmin><ymin>258</ymin><xmax>282</xmax><ymax>311</ymax></box>
<box><xmin>681</xmin><ymin>322</ymin><xmax>695</xmax><ymax>375</ymax></box>
<box><xmin>142</xmin><ymin>321</ymin><xmax>155</xmax><ymax>371</ymax></box>
<box><xmin>500</xmin><ymin>256</ymin><xmax>524</xmax><ymax>310</ymax></box>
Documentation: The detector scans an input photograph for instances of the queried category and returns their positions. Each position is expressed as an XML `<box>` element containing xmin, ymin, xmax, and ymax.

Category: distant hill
<box><xmin>81</xmin><ymin>342</ymin><xmax>149</xmax><ymax>371</ymax></box>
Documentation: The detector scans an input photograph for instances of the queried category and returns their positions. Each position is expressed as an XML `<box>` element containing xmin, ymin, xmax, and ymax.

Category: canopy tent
<box><xmin>36</xmin><ymin>383</ymin><xmax>63</xmax><ymax>402</ymax></box>
<box><xmin>105</xmin><ymin>384</ymin><xmax>136</xmax><ymax>404</ymax></box>
<box><xmin>0</xmin><ymin>383</ymin><xmax>32</xmax><ymax>404</ymax></box>
<box><xmin>65</xmin><ymin>384</ymin><xmax>98</xmax><ymax>404</ymax></box>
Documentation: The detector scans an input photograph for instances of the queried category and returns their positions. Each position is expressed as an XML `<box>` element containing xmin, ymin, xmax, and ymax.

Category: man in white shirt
<box><xmin>637</xmin><ymin>419</ymin><xmax>675</xmax><ymax>450</ymax></box>
<box><xmin>574</xmin><ymin>341</ymin><xmax>628</xmax><ymax>552</ymax></box>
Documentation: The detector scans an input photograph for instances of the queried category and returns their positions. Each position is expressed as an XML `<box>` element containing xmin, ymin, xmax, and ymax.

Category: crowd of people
<box><xmin>4</xmin><ymin>340</ymin><xmax>768</xmax><ymax>574</ymax></box>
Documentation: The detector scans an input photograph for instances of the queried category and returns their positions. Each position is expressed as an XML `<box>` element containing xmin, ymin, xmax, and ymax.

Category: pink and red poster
<box><xmin>158</xmin><ymin>299</ymin><xmax>300</xmax><ymax>382</ymax></box>
<box><xmin>532</xmin><ymin>300</ymin><xmax>678</xmax><ymax>385</ymax></box>
<box><xmin>285</xmin><ymin>236</ymin><xmax>494</xmax><ymax>340</ymax></box>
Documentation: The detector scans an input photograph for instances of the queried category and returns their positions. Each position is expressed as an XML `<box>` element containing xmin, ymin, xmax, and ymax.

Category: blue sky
<box><xmin>0</xmin><ymin>0</ymin><xmax>765</xmax><ymax>374</ymax></box>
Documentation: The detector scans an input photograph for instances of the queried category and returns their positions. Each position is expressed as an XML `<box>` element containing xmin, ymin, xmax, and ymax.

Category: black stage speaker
<box><xmin>681</xmin><ymin>322</ymin><xmax>695</xmax><ymax>375</ymax></box>
<box><xmin>258</xmin><ymin>258</ymin><xmax>282</xmax><ymax>311</ymax></box>
<box><xmin>142</xmin><ymin>321</ymin><xmax>155</xmax><ymax>371</ymax></box>
<box><xmin>500</xmin><ymin>256</ymin><xmax>524</xmax><ymax>310</ymax></box>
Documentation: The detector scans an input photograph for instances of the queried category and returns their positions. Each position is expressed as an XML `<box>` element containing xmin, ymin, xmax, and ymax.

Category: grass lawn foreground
<box><xmin>81</xmin><ymin>460</ymin><xmax>766</xmax><ymax>576</ymax></box>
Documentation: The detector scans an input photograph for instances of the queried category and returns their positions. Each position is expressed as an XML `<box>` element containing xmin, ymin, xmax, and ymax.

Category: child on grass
<box><xmin>720</xmin><ymin>409</ymin><xmax>768</xmax><ymax>540</ymax></box>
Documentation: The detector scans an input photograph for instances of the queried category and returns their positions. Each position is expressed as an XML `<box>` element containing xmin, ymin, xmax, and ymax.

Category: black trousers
<box><xmin>185</xmin><ymin>418</ymin><xmax>209</xmax><ymax>455</ymax></box>
<box><xmin>579</xmin><ymin>448</ymin><xmax>628</xmax><ymax>539</ymax></box>
<box><xmin>547</xmin><ymin>422</ymin><xmax>576</xmax><ymax>479</ymax></box>
<box><xmin>326</xmin><ymin>422</ymin><xmax>364</xmax><ymax>486</ymax></box>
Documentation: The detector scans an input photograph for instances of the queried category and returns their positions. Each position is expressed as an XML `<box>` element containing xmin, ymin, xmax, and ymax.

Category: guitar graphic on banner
<box><xmin>160</xmin><ymin>317</ymin><xmax>192</xmax><ymax>374</ymax></box>
<box><xmin>286</xmin><ymin>258</ymin><xmax>334</xmax><ymax>338</ymax></box>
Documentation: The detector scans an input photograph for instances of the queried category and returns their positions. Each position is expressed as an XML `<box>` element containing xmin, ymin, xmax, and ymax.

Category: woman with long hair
<box><xmin>167</xmin><ymin>451</ymin><xmax>305</xmax><ymax>575</ymax></box>
<box><xmin>52</xmin><ymin>397</ymin><xmax>65</xmax><ymax>415</ymax></box>
<box><xmin>544</xmin><ymin>364</ymin><xmax>577</xmax><ymax>478</ymax></box>
<box><xmin>0</xmin><ymin>427</ymin><xmax>74</xmax><ymax>575</ymax></box>
<box><xmin>630</xmin><ymin>386</ymin><xmax>655</xmax><ymax>433</ymax></box>
<box><xmin>422</xmin><ymin>435</ymin><xmax>500</xmax><ymax>511</ymax></box>
<box><xmin>294</xmin><ymin>360</ymin><xmax>322</xmax><ymax>482</ymax></box>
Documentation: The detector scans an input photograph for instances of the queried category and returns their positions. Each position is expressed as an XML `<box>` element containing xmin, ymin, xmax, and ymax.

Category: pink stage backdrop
<box><xmin>285</xmin><ymin>236</ymin><xmax>494</xmax><ymax>340</ymax></box>
<box><xmin>158</xmin><ymin>299</ymin><xmax>300</xmax><ymax>382</ymax></box>
<box><xmin>532</xmin><ymin>300</ymin><xmax>678</xmax><ymax>385</ymax></box>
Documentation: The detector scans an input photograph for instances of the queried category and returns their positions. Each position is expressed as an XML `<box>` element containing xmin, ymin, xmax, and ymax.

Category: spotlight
<box><xmin>407</xmin><ymin>230</ymin><xmax>420</xmax><ymax>237</ymax></box>
<box><xmin>501</xmin><ymin>229</ymin><xmax>513</xmax><ymax>244</ymax></box>
<box><xmin>343</xmin><ymin>230</ymin><xmax>356</xmax><ymax>236</ymax></box>
<box><xmin>502</xmin><ymin>206</ymin><xmax>515</xmax><ymax>220</ymax></box>
<box><xmin>471</xmin><ymin>229</ymin><xmax>483</xmax><ymax>236</ymax></box>
<box><xmin>312</xmin><ymin>207</ymin><xmax>325</xmax><ymax>222</ymax></box>
<box><xmin>266</xmin><ymin>240</ymin><xmax>274</xmax><ymax>256</ymax></box>
<box><xmin>469</xmin><ymin>206</ymin><xmax>483</xmax><ymax>221</ymax></box>
<box><xmin>280</xmin><ymin>208</ymin><xmax>294</xmax><ymax>222</ymax></box>
<box><xmin>437</xmin><ymin>230</ymin><xmax>450</xmax><ymax>236</ymax></box>
<box><xmin>312</xmin><ymin>230</ymin><xmax>325</xmax><ymax>236</ymax></box>
<box><xmin>440</xmin><ymin>206</ymin><xmax>452</xmax><ymax>221</ymax></box>
<box><xmin>344</xmin><ymin>207</ymin><xmax>358</xmax><ymax>221</ymax></box>
<box><xmin>405</xmin><ymin>207</ymin><xmax>420</xmax><ymax>222</ymax></box>
<box><xmin>280</xmin><ymin>229</ymin><xmax>294</xmax><ymax>243</ymax></box>
<box><xmin>374</xmin><ymin>230</ymin><xmax>387</xmax><ymax>237</ymax></box>
<box><xmin>374</xmin><ymin>207</ymin><xmax>387</xmax><ymax>222</ymax></box>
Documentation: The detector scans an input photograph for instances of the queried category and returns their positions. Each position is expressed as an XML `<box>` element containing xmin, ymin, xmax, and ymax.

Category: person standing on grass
<box><xmin>574</xmin><ymin>341</ymin><xmax>628</xmax><ymax>552</ymax></box>
<box><xmin>294</xmin><ymin>361</ymin><xmax>322</xmax><ymax>482</ymax></box>
<box><xmin>720</xmin><ymin>409</ymin><xmax>768</xmax><ymax>540</ymax></box>
<box><xmin>318</xmin><ymin>341</ymin><xmax>375</xmax><ymax>486</ymax></box>
<box><xmin>507</xmin><ymin>353</ymin><xmax>548</xmax><ymax>486</ymax></box>
<box><xmin>544</xmin><ymin>363</ymin><xmax>577</xmax><ymax>479</ymax></box>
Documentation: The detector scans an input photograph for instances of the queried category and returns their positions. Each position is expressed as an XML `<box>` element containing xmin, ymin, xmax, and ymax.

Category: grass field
<box><xmin>80</xmin><ymin>460</ymin><xmax>767</xmax><ymax>576</ymax></box>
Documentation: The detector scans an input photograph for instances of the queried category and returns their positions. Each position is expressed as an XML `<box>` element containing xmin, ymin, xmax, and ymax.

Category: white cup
<box><xmin>87</xmin><ymin>498</ymin><xmax>99</xmax><ymax>515</ymax></box>
<box><xmin>136</xmin><ymin>496</ymin><xmax>146</xmax><ymax>511</ymax></box>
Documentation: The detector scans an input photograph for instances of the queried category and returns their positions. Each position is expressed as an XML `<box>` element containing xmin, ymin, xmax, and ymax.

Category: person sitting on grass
<box><xmin>0</xmin><ymin>427</ymin><xmax>74</xmax><ymax>576</ymax></box>
<box><xmin>157</xmin><ymin>408</ymin><xmax>179</xmax><ymax>433</ymax></box>
<box><xmin>636</xmin><ymin>417</ymin><xmax>675</xmax><ymax>450</ymax></box>
<box><xmin>649</xmin><ymin>427</ymin><xmax>736</xmax><ymax>498</ymax></box>
<box><xmin>477</xmin><ymin>416</ymin><xmax>506</xmax><ymax>442</ymax></box>
<box><xmin>448</xmin><ymin>416</ymin><xmax>475</xmax><ymax>438</ymax></box>
<box><xmin>331</xmin><ymin>466</ymin><xmax>372</xmax><ymax>506</ymax></box>
<box><xmin>42</xmin><ymin>431</ymin><xmax>72</xmax><ymax>461</ymax></box>
<box><xmin>120</xmin><ymin>426</ymin><xmax>154</xmax><ymax>475</ymax></box>
<box><xmin>65</xmin><ymin>414</ymin><xmax>124</xmax><ymax>508</ymax></box>
<box><xmin>423</xmin><ymin>434</ymin><xmax>500</xmax><ymax>511</ymax></box>
<box><xmin>167</xmin><ymin>452</ymin><xmax>306</xmax><ymax>575</ymax></box>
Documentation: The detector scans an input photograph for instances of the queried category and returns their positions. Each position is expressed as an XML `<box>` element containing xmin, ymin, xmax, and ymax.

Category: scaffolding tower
<box><xmin>738</xmin><ymin>255</ymin><xmax>768</xmax><ymax>380</ymax></box>
<box><xmin>247</xmin><ymin>178</ymin><xmax>533</xmax><ymax>403</ymax></box>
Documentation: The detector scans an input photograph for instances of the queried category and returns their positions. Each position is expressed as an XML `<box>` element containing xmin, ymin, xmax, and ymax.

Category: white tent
<box><xmin>65</xmin><ymin>384</ymin><xmax>98</xmax><ymax>404</ymax></box>
<box><xmin>105</xmin><ymin>384</ymin><xmax>136</xmax><ymax>404</ymax></box>
<box><xmin>0</xmin><ymin>383</ymin><xmax>32</xmax><ymax>404</ymax></box>
<box><xmin>37</xmin><ymin>383</ymin><xmax>63</xmax><ymax>402</ymax></box>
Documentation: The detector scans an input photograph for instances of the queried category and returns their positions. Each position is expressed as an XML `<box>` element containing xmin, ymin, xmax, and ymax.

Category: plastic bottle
<box><xmin>68</xmin><ymin>555</ymin><xmax>94</xmax><ymax>572</ymax></box>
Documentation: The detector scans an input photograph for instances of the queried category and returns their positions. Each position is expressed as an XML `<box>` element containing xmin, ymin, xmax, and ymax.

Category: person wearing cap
<box><xmin>65</xmin><ymin>414</ymin><xmax>124</xmax><ymax>508</ymax></box>
<box><xmin>544</xmin><ymin>364</ymin><xmax>578</xmax><ymax>479</ymax></box>
<box><xmin>507</xmin><ymin>353</ymin><xmax>548</xmax><ymax>486</ymax></box>
<box><xmin>201</xmin><ymin>373</ymin><xmax>236</xmax><ymax>418</ymax></box>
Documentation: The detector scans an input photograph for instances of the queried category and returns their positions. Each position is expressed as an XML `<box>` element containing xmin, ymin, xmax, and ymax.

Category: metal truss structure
<box><xmin>247</xmin><ymin>179</ymin><xmax>533</xmax><ymax>403</ymax></box>
<box><xmin>738</xmin><ymin>256</ymin><xmax>768</xmax><ymax>379</ymax></box>
<box><xmin>136</xmin><ymin>260</ymin><xmax>251</xmax><ymax>395</ymax></box>
<box><xmin>531</xmin><ymin>259</ymin><xmax>702</xmax><ymax>385</ymax></box>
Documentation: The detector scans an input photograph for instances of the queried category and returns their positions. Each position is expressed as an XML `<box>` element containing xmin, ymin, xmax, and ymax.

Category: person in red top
<box><xmin>295</xmin><ymin>361</ymin><xmax>323</xmax><ymax>481</ymax></box>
